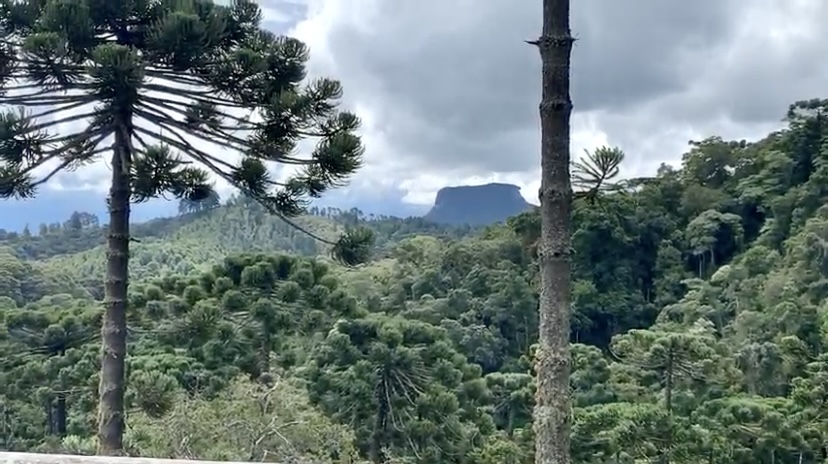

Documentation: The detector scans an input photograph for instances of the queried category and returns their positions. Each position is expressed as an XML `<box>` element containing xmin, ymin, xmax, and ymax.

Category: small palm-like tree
<box><xmin>573</xmin><ymin>146</ymin><xmax>625</xmax><ymax>202</ymax></box>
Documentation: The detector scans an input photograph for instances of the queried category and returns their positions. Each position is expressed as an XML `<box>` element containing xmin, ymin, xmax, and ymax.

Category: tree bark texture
<box><xmin>369</xmin><ymin>377</ymin><xmax>389</xmax><ymax>464</ymax></box>
<box><xmin>97</xmin><ymin>125</ymin><xmax>132</xmax><ymax>455</ymax></box>
<box><xmin>56</xmin><ymin>348</ymin><xmax>67</xmax><ymax>437</ymax></box>
<box><xmin>56</xmin><ymin>394</ymin><xmax>66</xmax><ymax>437</ymax></box>
<box><xmin>532</xmin><ymin>0</ymin><xmax>574</xmax><ymax>463</ymax></box>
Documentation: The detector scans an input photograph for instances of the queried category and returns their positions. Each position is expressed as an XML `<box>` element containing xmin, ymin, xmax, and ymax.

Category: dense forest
<box><xmin>1</xmin><ymin>98</ymin><xmax>828</xmax><ymax>462</ymax></box>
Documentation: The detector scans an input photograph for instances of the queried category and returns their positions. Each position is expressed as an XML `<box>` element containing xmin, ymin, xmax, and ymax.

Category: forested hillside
<box><xmin>4</xmin><ymin>99</ymin><xmax>828</xmax><ymax>462</ymax></box>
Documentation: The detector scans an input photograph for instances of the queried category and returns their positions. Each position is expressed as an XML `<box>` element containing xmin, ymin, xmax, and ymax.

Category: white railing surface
<box><xmin>0</xmin><ymin>453</ymin><xmax>257</xmax><ymax>464</ymax></box>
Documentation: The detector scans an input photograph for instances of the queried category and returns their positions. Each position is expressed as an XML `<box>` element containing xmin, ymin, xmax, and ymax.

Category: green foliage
<box><xmin>306</xmin><ymin>313</ymin><xmax>493</xmax><ymax>462</ymax></box>
<box><xmin>0</xmin><ymin>0</ymin><xmax>371</xmax><ymax>261</ymax></box>
<box><xmin>8</xmin><ymin>98</ymin><xmax>828</xmax><ymax>462</ymax></box>
<box><xmin>124</xmin><ymin>379</ymin><xmax>363</xmax><ymax>463</ymax></box>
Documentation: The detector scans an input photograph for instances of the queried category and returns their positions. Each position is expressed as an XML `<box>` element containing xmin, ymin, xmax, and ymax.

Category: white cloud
<box><xmin>14</xmin><ymin>0</ymin><xmax>828</xmax><ymax>214</ymax></box>
<box><xmin>282</xmin><ymin>0</ymin><xmax>828</xmax><ymax>208</ymax></box>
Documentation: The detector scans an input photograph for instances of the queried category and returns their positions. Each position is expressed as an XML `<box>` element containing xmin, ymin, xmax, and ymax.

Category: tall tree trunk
<box><xmin>662</xmin><ymin>351</ymin><xmax>674</xmax><ymax>464</ymax></box>
<box><xmin>257</xmin><ymin>330</ymin><xmax>272</xmax><ymax>381</ymax></box>
<box><xmin>97</xmin><ymin>125</ymin><xmax>132</xmax><ymax>455</ymax></box>
<box><xmin>55</xmin><ymin>391</ymin><xmax>67</xmax><ymax>437</ymax></box>
<box><xmin>45</xmin><ymin>397</ymin><xmax>53</xmax><ymax>436</ymax></box>
<box><xmin>56</xmin><ymin>348</ymin><xmax>67</xmax><ymax>437</ymax></box>
<box><xmin>531</xmin><ymin>0</ymin><xmax>574</xmax><ymax>463</ymax></box>
<box><xmin>369</xmin><ymin>376</ymin><xmax>389</xmax><ymax>464</ymax></box>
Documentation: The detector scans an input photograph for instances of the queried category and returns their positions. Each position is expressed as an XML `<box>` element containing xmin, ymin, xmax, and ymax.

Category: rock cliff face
<box><xmin>424</xmin><ymin>183</ymin><xmax>534</xmax><ymax>226</ymax></box>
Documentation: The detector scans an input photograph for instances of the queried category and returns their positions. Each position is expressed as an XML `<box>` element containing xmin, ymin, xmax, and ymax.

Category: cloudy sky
<box><xmin>282</xmin><ymin>0</ymin><xmax>828</xmax><ymax>204</ymax></box>
<box><xmin>2</xmin><ymin>0</ymin><xmax>827</xmax><ymax>229</ymax></box>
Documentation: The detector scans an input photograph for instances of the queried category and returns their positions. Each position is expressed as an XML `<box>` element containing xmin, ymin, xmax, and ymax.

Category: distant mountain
<box><xmin>0</xmin><ymin>183</ymin><xmax>527</xmax><ymax>232</ymax></box>
<box><xmin>424</xmin><ymin>183</ymin><xmax>535</xmax><ymax>226</ymax></box>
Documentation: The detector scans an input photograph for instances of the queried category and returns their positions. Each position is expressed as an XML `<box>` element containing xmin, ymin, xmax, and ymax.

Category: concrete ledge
<box><xmin>0</xmin><ymin>453</ymin><xmax>252</xmax><ymax>464</ymax></box>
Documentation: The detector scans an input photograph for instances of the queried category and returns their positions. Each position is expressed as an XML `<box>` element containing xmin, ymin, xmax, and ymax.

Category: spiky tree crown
<box><xmin>0</xmin><ymin>0</ymin><xmax>373</xmax><ymax>263</ymax></box>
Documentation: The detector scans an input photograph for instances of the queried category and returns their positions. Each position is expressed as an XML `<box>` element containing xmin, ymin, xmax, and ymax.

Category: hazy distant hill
<box><xmin>0</xmin><ymin>198</ymin><xmax>480</xmax><ymax>298</ymax></box>
<box><xmin>424</xmin><ymin>183</ymin><xmax>535</xmax><ymax>226</ymax></box>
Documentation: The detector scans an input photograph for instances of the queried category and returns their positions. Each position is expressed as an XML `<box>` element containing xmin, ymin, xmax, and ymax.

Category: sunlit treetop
<box><xmin>0</xmin><ymin>0</ymin><xmax>373</xmax><ymax>264</ymax></box>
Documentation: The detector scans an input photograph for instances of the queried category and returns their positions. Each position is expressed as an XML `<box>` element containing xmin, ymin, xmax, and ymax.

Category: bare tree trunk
<box><xmin>530</xmin><ymin>0</ymin><xmax>574</xmax><ymax>463</ymax></box>
<box><xmin>662</xmin><ymin>352</ymin><xmax>674</xmax><ymax>464</ymax></box>
<box><xmin>97</xmin><ymin>125</ymin><xmax>132</xmax><ymax>455</ymax></box>
<box><xmin>257</xmin><ymin>331</ymin><xmax>271</xmax><ymax>381</ymax></box>
<box><xmin>55</xmin><ymin>390</ymin><xmax>66</xmax><ymax>437</ymax></box>
<box><xmin>369</xmin><ymin>376</ymin><xmax>389</xmax><ymax>464</ymax></box>
<box><xmin>45</xmin><ymin>398</ymin><xmax>53</xmax><ymax>436</ymax></box>
<box><xmin>56</xmin><ymin>348</ymin><xmax>67</xmax><ymax>437</ymax></box>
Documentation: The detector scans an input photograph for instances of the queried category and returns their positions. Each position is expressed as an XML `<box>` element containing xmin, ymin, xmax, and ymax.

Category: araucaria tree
<box><xmin>528</xmin><ymin>0</ymin><xmax>574</xmax><ymax>463</ymax></box>
<box><xmin>0</xmin><ymin>0</ymin><xmax>370</xmax><ymax>454</ymax></box>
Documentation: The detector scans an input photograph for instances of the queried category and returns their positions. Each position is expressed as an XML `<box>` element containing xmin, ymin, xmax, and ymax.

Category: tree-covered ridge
<box><xmin>4</xmin><ymin>99</ymin><xmax>828</xmax><ymax>462</ymax></box>
<box><xmin>0</xmin><ymin>245</ymin><xmax>90</xmax><ymax>304</ymax></box>
<box><xmin>0</xmin><ymin>195</ymin><xmax>480</xmax><ymax>262</ymax></box>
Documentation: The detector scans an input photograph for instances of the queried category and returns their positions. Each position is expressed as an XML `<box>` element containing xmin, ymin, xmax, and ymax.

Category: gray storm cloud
<box><xmin>285</xmin><ymin>0</ymin><xmax>828</xmax><ymax>185</ymax></box>
<box><xmin>49</xmin><ymin>0</ymin><xmax>828</xmax><ymax>204</ymax></box>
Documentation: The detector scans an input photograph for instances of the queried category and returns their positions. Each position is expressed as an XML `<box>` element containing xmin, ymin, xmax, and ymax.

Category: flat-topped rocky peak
<box><xmin>424</xmin><ymin>183</ymin><xmax>534</xmax><ymax>226</ymax></box>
